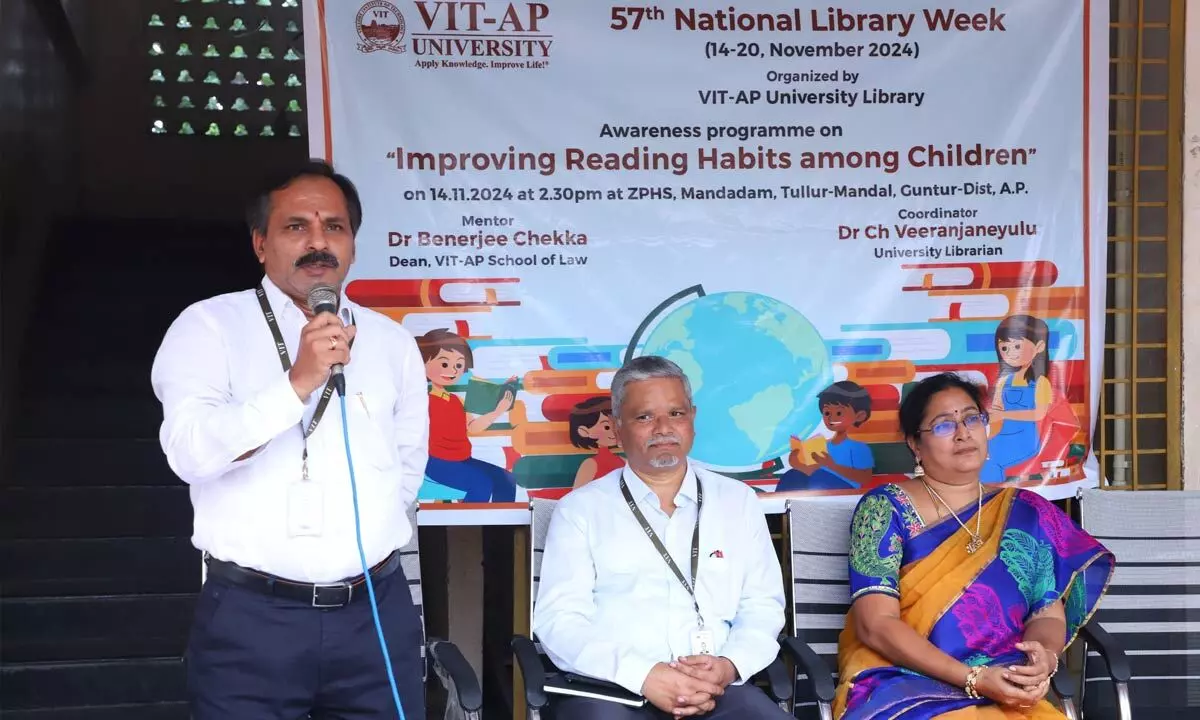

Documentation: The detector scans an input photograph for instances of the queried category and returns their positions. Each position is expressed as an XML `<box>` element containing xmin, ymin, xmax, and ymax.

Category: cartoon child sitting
<box><xmin>775</xmin><ymin>380</ymin><xmax>875</xmax><ymax>491</ymax></box>
<box><xmin>568</xmin><ymin>396</ymin><xmax>624</xmax><ymax>488</ymax></box>
<box><xmin>417</xmin><ymin>328</ymin><xmax>517</xmax><ymax>502</ymax></box>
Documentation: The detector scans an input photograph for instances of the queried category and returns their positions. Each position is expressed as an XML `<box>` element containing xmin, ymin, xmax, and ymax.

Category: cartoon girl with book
<box><xmin>980</xmin><ymin>314</ymin><xmax>1054</xmax><ymax>481</ymax></box>
<box><xmin>568</xmin><ymin>396</ymin><xmax>624</xmax><ymax>488</ymax></box>
<box><xmin>417</xmin><ymin>329</ymin><xmax>517</xmax><ymax>502</ymax></box>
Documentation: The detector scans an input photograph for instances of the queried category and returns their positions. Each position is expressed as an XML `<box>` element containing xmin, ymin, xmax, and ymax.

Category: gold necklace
<box><xmin>921</xmin><ymin>479</ymin><xmax>985</xmax><ymax>553</ymax></box>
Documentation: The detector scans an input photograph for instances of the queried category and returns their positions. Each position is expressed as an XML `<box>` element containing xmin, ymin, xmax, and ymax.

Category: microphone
<box><xmin>307</xmin><ymin>284</ymin><xmax>346</xmax><ymax>396</ymax></box>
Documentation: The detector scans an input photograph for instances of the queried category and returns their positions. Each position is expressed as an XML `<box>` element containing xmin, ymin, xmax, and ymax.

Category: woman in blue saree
<box><xmin>835</xmin><ymin>373</ymin><xmax>1114</xmax><ymax>719</ymax></box>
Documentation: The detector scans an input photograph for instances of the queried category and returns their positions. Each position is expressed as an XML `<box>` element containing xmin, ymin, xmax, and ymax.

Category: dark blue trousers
<box><xmin>186</xmin><ymin>563</ymin><xmax>425</xmax><ymax>719</ymax></box>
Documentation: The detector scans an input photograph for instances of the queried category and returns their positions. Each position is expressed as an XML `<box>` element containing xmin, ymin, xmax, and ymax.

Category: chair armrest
<box><xmin>1050</xmin><ymin>656</ymin><xmax>1076</xmax><ymax>700</ymax></box>
<box><xmin>511</xmin><ymin>635</ymin><xmax>549</xmax><ymax>708</ymax></box>
<box><xmin>428</xmin><ymin>640</ymin><xmax>483</xmax><ymax>712</ymax></box>
<box><xmin>750</xmin><ymin>655</ymin><xmax>793</xmax><ymax>702</ymax></box>
<box><xmin>1079</xmin><ymin>620</ymin><xmax>1131</xmax><ymax>683</ymax></box>
<box><xmin>781</xmin><ymin>637</ymin><xmax>836</xmax><ymax>703</ymax></box>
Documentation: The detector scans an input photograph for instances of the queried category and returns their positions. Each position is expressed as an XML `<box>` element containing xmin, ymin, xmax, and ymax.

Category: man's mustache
<box><xmin>646</xmin><ymin>434</ymin><xmax>680</xmax><ymax>448</ymax></box>
<box><xmin>295</xmin><ymin>250</ymin><xmax>339</xmax><ymax>269</ymax></box>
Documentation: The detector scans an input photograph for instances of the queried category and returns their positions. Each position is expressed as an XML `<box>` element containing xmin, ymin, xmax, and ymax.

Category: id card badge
<box><xmin>690</xmin><ymin>627</ymin><xmax>715</xmax><ymax>656</ymax></box>
<box><xmin>287</xmin><ymin>479</ymin><xmax>324</xmax><ymax>537</ymax></box>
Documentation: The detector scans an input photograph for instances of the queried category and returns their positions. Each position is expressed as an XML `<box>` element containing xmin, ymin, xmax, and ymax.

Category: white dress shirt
<box><xmin>532</xmin><ymin>463</ymin><xmax>786</xmax><ymax>695</ymax></box>
<box><xmin>150</xmin><ymin>276</ymin><xmax>429</xmax><ymax>583</ymax></box>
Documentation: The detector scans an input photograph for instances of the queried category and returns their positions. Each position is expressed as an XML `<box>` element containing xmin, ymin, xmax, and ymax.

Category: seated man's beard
<box><xmin>646</xmin><ymin>434</ymin><xmax>682</xmax><ymax>468</ymax></box>
<box><xmin>649</xmin><ymin>455</ymin><xmax>681</xmax><ymax>468</ymax></box>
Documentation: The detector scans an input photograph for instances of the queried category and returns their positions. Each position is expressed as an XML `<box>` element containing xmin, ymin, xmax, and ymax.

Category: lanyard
<box><xmin>254</xmin><ymin>284</ymin><xmax>352</xmax><ymax>476</ymax></box>
<box><xmin>619</xmin><ymin>473</ymin><xmax>705</xmax><ymax>629</ymax></box>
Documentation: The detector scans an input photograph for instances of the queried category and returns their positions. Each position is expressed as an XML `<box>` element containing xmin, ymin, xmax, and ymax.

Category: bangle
<box><xmin>1048</xmin><ymin>654</ymin><xmax>1060</xmax><ymax>678</ymax></box>
<box><xmin>965</xmin><ymin>666</ymin><xmax>985</xmax><ymax>699</ymax></box>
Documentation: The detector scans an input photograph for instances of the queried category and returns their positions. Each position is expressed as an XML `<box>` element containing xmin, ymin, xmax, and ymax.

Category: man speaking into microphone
<box><xmin>151</xmin><ymin>160</ymin><xmax>429</xmax><ymax>718</ymax></box>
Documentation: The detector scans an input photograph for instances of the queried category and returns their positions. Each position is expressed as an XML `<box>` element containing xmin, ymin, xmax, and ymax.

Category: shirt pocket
<box><xmin>698</xmin><ymin>552</ymin><xmax>742</xmax><ymax>622</ymax></box>
<box><xmin>592</xmin><ymin>532</ymin><xmax>645</xmax><ymax>595</ymax></box>
<box><xmin>346</xmin><ymin>391</ymin><xmax>396</xmax><ymax>470</ymax></box>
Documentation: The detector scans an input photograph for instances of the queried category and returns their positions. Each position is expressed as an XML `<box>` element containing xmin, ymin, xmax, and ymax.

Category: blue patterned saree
<box><xmin>833</xmin><ymin>485</ymin><xmax>1114</xmax><ymax>719</ymax></box>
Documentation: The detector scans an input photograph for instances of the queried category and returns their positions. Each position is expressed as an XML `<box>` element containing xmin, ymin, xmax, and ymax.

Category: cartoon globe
<box><xmin>640</xmin><ymin>291</ymin><xmax>832</xmax><ymax>468</ymax></box>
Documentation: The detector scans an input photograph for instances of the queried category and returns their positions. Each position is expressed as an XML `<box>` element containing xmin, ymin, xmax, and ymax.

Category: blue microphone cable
<box><xmin>339</xmin><ymin>393</ymin><xmax>407</xmax><ymax>720</ymax></box>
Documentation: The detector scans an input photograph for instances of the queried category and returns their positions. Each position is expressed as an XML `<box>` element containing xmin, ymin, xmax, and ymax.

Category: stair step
<box><xmin>17</xmin><ymin>351</ymin><xmax>170</xmax><ymax>400</ymax></box>
<box><xmin>43</xmin><ymin>223</ymin><xmax>247</xmax><ymax>271</ymax></box>
<box><xmin>0</xmin><ymin>486</ymin><xmax>192</xmax><ymax>539</ymax></box>
<box><xmin>1</xmin><ymin>701</ymin><xmax>190</xmax><ymax>720</ymax></box>
<box><xmin>1</xmin><ymin>593</ymin><xmax>196</xmax><ymax>662</ymax></box>
<box><xmin>31</xmin><ymin>292</ymin><xmax>220</xmax><ymax>333</ymax></box>
<box><xmin>16</xmin><ymin>393</ymin><xmax>164</xmax><ymax>439</ymax></box>
<box><xmin>40</xmin><ymin>257</ymin><xmax>258</xmax><ymax>308</ymax></box>
<box><xmin>2</xmin><ymin>657</ymin><xmax>187</xmax><ymax>711</ymax></box>
<box><xmin>42</xmin><ymin>260</ymin><xmax>241</xmax><ymax>285</ymax></box>
<box><xmin>26</xmin><ymin>299</ymin><xmax>188</xmax><ymax>339</ymax></box>
<box><xmin>24</xmin><ymin>304</ymin><xmax>176</xmax><ymax>341</ymax></box>
<box><xmin>0</xmin><ymin>537</ymin><xmax>199</xmax><ymax>597</ymax></box>
<box><xmin>51</xmin><ymin>218</ymin><xmax>245</xmax><ymax>248</ymax></box>
<box><xmin>24</xmin><ymin>315</ymin><xmax>173</xmax><ymax>353</ymax></box>
<box><xmin>5</xmin><ymin>438</ymin><xmax>179</xmax><ymax>488</ymax></box>
<box><xmin>19</xmin><ymin>359</ymin><xmax>158</xmax><ymax>397</ymax></box>
<box><xmin>0</xmin><ymin>216</ymin><xmax>262</xmax><ymax>715</ymax></box>
<box><xmin>18</xmin><ymin>315</ymin><xmax>188</xmax><ymax>396</ymax></box>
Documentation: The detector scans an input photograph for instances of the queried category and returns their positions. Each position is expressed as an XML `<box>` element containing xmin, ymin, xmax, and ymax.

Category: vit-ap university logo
<box><xmin>409</xmin><ymin>1</ymin><xmax>553</xmax><ymax>70</ymax></box>
<box><xmin>356</xmin><ymin>0</ymin><xmax>407</xmax><ymax>54</ymax></box>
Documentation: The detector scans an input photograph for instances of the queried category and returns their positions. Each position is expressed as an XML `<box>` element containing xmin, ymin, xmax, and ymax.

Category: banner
<box><xmin>304</xmin><ymin>0</ymin><xmax>1108</xmax><ymax>522</ymax></box>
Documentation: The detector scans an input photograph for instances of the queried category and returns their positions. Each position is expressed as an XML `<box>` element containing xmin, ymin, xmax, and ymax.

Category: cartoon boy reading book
<box><xmin>776</xmin><ymin>380</ymin><xmax>875</xmax><ymax>491</ymax></box>
<box><xmin>417</xmin><ymin>329</ymin><xmax>517</xmax><ymax>502</ymax></box>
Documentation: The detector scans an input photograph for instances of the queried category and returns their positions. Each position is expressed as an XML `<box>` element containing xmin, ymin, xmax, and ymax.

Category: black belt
<box><xmin>204</xmin><ymin>550</ymin><xmax>402</xmax><ymax>608</ymax></box>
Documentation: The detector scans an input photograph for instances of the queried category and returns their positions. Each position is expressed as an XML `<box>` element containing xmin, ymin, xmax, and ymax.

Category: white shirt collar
<box><xmin>260</xmin><ymin>274</ymin><xmax>355</xmax><ymax>323</ymax></box>
<box><xmin>622</xmin><ymin>461</ymin><xmax>699</xmax><ymax>508</ymax></box>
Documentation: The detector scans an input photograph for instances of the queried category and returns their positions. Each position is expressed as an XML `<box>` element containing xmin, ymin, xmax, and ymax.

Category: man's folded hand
<box><xmin>671</xmin><ymin>655</ymin><xmax>738</xmax><ymax>689</ymax></box>
<box><xmin>640</xmin><ymin>661</ymin><xmax>723</xmax><ymax>716</ymax></box>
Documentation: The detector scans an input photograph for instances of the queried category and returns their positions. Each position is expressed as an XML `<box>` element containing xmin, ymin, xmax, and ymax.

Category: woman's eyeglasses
<box><xmin>918</xmin><ymin>412</ymin><xmax>989</xmax><ymax>438</ymax></box>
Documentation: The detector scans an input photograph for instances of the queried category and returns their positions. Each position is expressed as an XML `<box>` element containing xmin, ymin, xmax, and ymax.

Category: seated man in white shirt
<box><xmin>533</xmin><ymin>355</ymin><xmax>792</xmax><ymax>719</ymax></box>
<box><xmin>151</xmin><ymin>160</ymin><xmax>428</xmax><ymax>719</ymax></box>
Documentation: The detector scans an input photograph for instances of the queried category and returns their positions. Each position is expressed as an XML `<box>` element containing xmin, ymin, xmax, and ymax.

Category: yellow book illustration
<box><xmin>789</xmin><ymin>435</ymin><xmax>828</xmax><ymax>464</ymax></box>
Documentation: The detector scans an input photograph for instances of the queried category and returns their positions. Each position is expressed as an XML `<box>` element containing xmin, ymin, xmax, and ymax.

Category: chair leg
<box><xmin>818</xmin><ymin>701</ymin><xmax>833</xmax><ymax>720</ymax></box>
<box><xmin>1060</xmin><ymin>697</ymin><xmax>1080</xmax><ymax>720</ymax></box>
<box><xmin>1077</xmin><ymin>639</ymin><xmax>1088</xmax><ymax>710</ymax></box>
<box><xmin>1115</xmin><ymin>682</ymin><xmax>1132</xmax><ymax>720</ymax></box>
